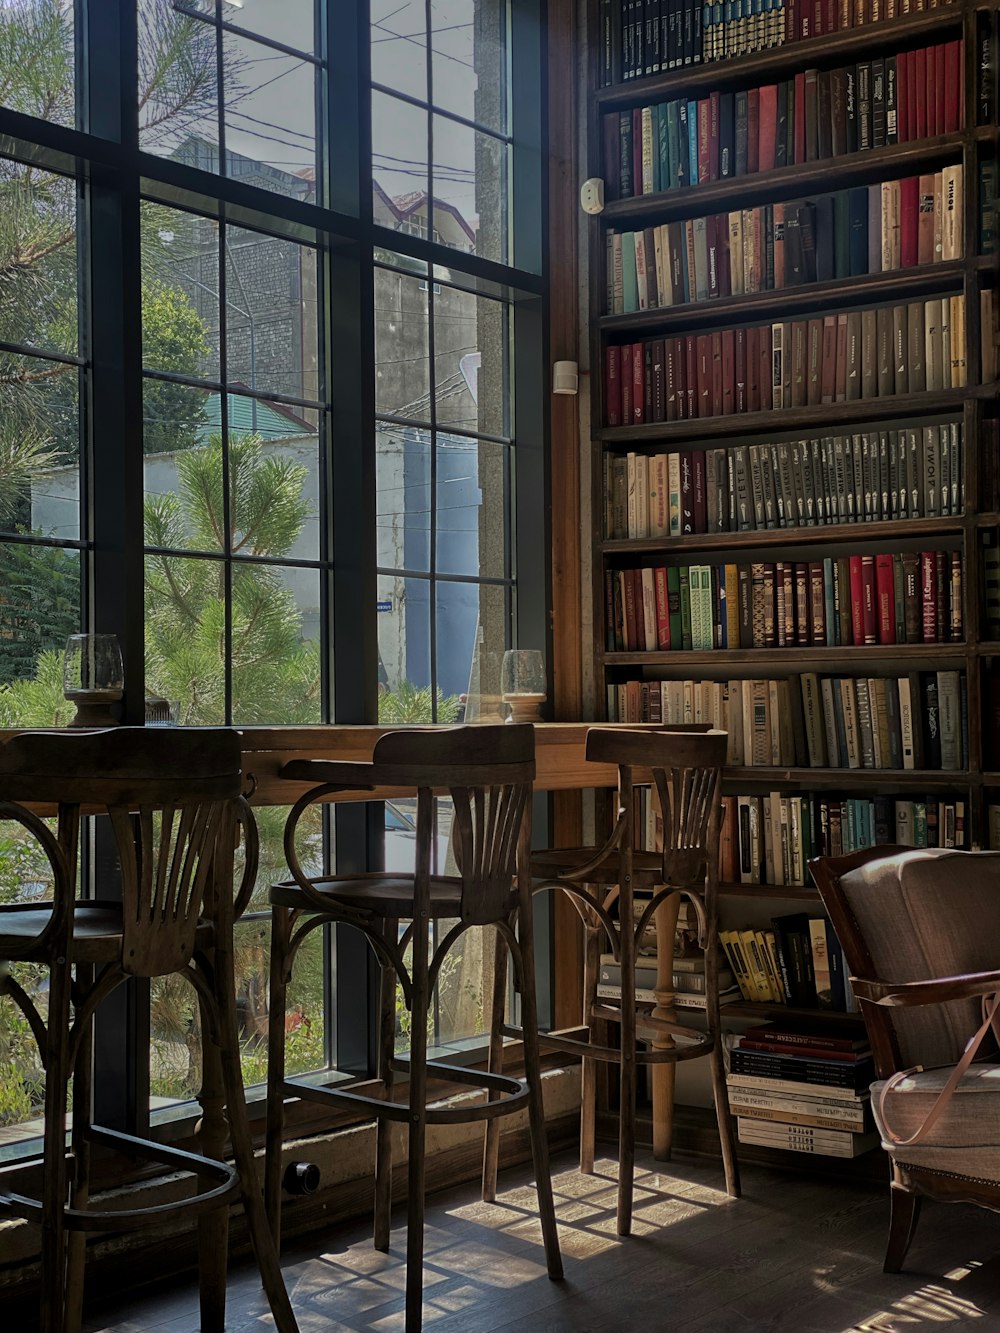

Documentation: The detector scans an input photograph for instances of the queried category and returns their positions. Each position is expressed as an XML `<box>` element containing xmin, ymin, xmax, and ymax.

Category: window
<box><xmin>0</xmin><ymin>0</ymin><xmax>546</xmax><ymax>1145</ymax></box>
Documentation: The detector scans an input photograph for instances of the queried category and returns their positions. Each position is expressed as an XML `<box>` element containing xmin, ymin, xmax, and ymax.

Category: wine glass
<box><xmin>63</xmin><ymin>633</ymin><xmax>124</xmax><ymax>728</ymax></box>
<box><xmin>500</xmin><ymin>649</ymin><xmax>546</xmax><ymax>723</ymax></box>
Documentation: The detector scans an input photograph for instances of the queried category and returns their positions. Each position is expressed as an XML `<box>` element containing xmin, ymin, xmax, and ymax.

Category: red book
<box><xmin>758</xmin><ymin>324</ymin><xmax>772</xmax><ymax>413</ymax></box>
<box><xmin>799</xmin><ymin>0</ymin><xmax>811</xmax><ymax>38</ymax></box>
<box><xmin>693</xmin><ymin>451</ymin><xmax>707</xmax><ymax>531</ymax></box>
<box><xmin>794</xmin><ymin>73</ymin><xmax>806</xmax><ymax>164</ymax></box>
<box><xmin>696</xmin><ymin>333</ymin><xmax>712</xmax><ymax>416</ymax></box>
<box><xmin>897</xmin><ymin>51</ymin><xmax>909</xmax><ymax>143</ymax></box>
<box><xmin>933</xmin><ymin>43</ymin><xmax>946</xmax><ymax>139</ymax></box>
<box><xmin>680</xmin><ymin>452</ymin><xmax>694</xmax><ymax>533</ymax></box>
<box><xmin>709</xmin><ymin>90</ymin><xmax>721</xmax><ymax>182</ymax></box>
<box><xmin>849</xmin><ymin>555</ymin><xmax>865</xmax><ymax>644</ymax></box>
<box><xmin>622</xmin><ymin>569</ymin><xmax>639</xmax><ymax>652</ymax></box>
<box><xmin>876</xmin><ymin>553</ymin><xmax>896</xmax><ymax>644</ymax></box>
<box><xmin>711</xmin><ymin>330</ymin><xmax>723</xmax><ymax>415</ymax></box>
<box><xmin>684</xmin><ymin>335</ymin><xmax>698</xmax><ymax>418</ymax></box>
<box><xmin>722</xmin><ymin>329</ymin><xmax>735</xmax><ymax>416</ymax></box>
<box><xmin>632</xmin><ymin>107</ymin><xmax>643</xmax><ymax>195</ymax></box>
<box><xmin>920</xmin><ymin>551</ymin><xmax>937</xmax><ymax>642</ymax></box>
<box><xmin>632</xmin><ymin>342</ymin><xmax>645</xmax><ymax>424</ymax></box>
<box><xmin>834</xmin><ymin>313</ymin><xmax>848</xmax><ymax>402</ymax></box>
<box><xmin>605</xmin><ymin>345</ymin><xmax>622</xmax><ymax>426</ymax></box>
<box><xmin>738</xmin><ymin>1037</ymin><xmax>868</xmax><ymax>1062</ymax></box>
<box><xmin>785</xmin><ymin>0</ymin><xmax>797</xmax><ymax>46</ymax></box>
<box><xmin>746</xmin><ymin>325</ymin><xmax>760</xmax><ymax>411</ymax></box>
<box><xmin>717</xmin><ymin>211</ymin><xmax>732</xmax><ymax>297</ymax></box>
<box><xmin>906</xmin><ymin>50</ymin><xmax>917</xmax><ymax>144</ymax></box>
<box><xmin>650</xmin><ymin>338</ymin><xmax>666</xmax><ymax>422</ymax></box>
<box><xmin>758</xmin><ymin>85</ymin><xmax>779</xmax><ymax>172</ymax></box>
<box><xmin>900</xmin><ymin>176</ymin><xmax>919</xmax><ymax>268</ymax></box>
<box><xmin>620</xmin><ymin>343</ymin><xmax>632</xmax><ymax>424</ymax></box>
<box><xmin>861</xmin><ymin>554</ymin><xmax>876</xmax><ymax>645</ymax></box>
<box><xmin>654</xmin><ymin>567</ymin><xmax>671</xmax><ymax>649</ymax></box>
<box><xmin>944</xmin><ymin>40</ymin><xmax>961</xmax><ymax>133</ymax></box>
<box><xmin>914</xmin><ymin>49</ymin><xmax>927</xmax><ymax>140</ymax></box>
<box><xmin>735</xmin><ymin>328</ymin><xmax>747</xmax><ymax>412</ymax></box>
<box><xmin>665</xmin><ymin>338</ymin><xmax>680</xmax><ymax>421</ymax></box>
<box><xmin>747</xmin><ymin>89</ymin><xmax>760</xmax><ymax>174</ymax></box>
<box><xmin>742</xmin><ymin>1024</ymin><xmax>869</xmax><ymax>1053</ymax></box>
<box><xmin>697</xmin><ymin>98</ymin><xmax>712</xmax><ymax>184</ymax></box>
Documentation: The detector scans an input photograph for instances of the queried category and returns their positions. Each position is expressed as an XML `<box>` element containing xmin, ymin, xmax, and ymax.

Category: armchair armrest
<box><xmin>853</xmin><ymin>969</ymin><xmax>1000</xmax><ymax>1008</ymax></box>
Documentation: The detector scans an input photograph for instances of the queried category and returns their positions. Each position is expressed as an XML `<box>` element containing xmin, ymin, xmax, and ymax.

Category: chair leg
<box><xmin>580</xmin><ymin>915</ymin><xmax>602</xmax><ymax>1176</ymax></box>
<box><xmin>64</xmin><ymin>963</ymin><xmax>95</xmax><ymax>1333</ymax></box>
<box><xmin>884</xmin><ymin>1180</ymin><xmax>921</xmax><ymax>1274</ymax></box>
<box><xmin>211</xmin><ymin>937</ymin><xmax>300</xmax><ymax>1333</ymax></box>
<box><xmin>39</xmin><ymin>956</ymin><xmax>72</xmax><ymax>1333</ymax></box>
<box><xmin>197</xmin><ymin>991</ymin><xmax>230</xmax><ymax>1333</ymax></box>
<box><xmin>512</xmin><ymin>899</ymin><xmax>564</xmax><ymax>1283</ymax></box>
<box><xmin>616</xmin><ymin>896</ymin><xmax>637</xmax><ymax>1238</ymax></box>
<box><xmin>405</xmin><ymin>925</ymin><xmax>431</xmax><ymax>1333</ymax></box>
<box><xmin>482</xmin><ymin>926</ymin><xmax>508</xmax><ymax>1203</ymax></box>
<box><xmin>709</xmin><ymin>1035</ymin><xmax>741</xmax><ymax>1200</ymax></box>
<box><xmin>265</xmin><ymin>905</ymin><xmax>292</xmax><ymax>1251</ymax></box>
<box><xmin>374</xmin><ymin>917</ymin><xmax>399</xmax><ymax>1251</ymax></box>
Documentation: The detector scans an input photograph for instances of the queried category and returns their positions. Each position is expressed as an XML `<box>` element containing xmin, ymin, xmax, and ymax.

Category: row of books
<box><xmin>598</xmin><ymin>0</ymin><xmax>965</xmax><ymax>85</ymax></box>
<box><xmin>721</xmin><ymin>916</ymin><xmax>855</xmax><ymax>1010</ymax></box>
<box><xmin>606</xmin><ymin>671</ymin><xmax>968</xmax><ymax>771</ymax></box>
<box><xmin>596</xmin><ymin>953</ymin><xmax>738</xmax><ymax>1007</ymax></box>
<box><xmin>604</xmin><ymin>294</ymin><xmax>971</xmax><ymax>427</ymax></box>
<box><xmin>606</xmin><ymin>550</ymin><xmax>963</xmax><ymax>654</ymax></box>
<box><xmin>603</xmin><ymin>44</ymin><xmax>964</xmax><ymax>200</ymax></box>
<box><xmin>728</xmin><ymin>1024</ymin><xmax>878</xmax><ymax>1158</ymax></box>
<box><xmin>983</xmin><ymin>529</ymin><xmax>1000</xmax><ymax>641</ymax></box>
<box><xmin>718</xmin><ymin>791</ymin><xmax>967</xmax><ymax>886</ymax></box>
<box><xmin>980</xmin><ymin>420</ymin><xmax>1000</xmax><ymax>514</ymax></box>
<box><xmin>603</xmin><ymin>425</ymin><xmax>963</xmax><ymax>540</ymax></box>
<box><xmin>606</xmin><ymin>169</ymin><xmax>963</xmax><ymax>315</ymax></box>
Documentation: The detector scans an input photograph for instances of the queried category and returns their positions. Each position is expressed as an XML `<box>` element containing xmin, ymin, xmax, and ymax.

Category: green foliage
<box><xmin>0</xmin><ymin>0</ymin><xmax>73</xmax><ymax>126</ymax></box>
<box><xmin>140</xmin><ymin>281</ymin><xmax>211</xmax><ymax>454</ymax></box>
<box><xmin>0</xmin><ymin>649</ymin><xmax>74</xmax><ymax>727</ymax></box>
<box><xmin>378</xmin><ymin>679</ymin><xmax>461</xmax><ymax>725</ymax></box>
<box><xmin>0</xmin><ymin>544</ymin><xmax>78</xmax><ymax>685</ymax></box>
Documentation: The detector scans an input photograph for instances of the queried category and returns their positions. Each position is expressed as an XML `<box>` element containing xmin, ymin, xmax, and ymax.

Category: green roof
<box><xmin>198</xmin><ymin>392</ymin><xmax>315</xmax><ymax>441</ymax></box>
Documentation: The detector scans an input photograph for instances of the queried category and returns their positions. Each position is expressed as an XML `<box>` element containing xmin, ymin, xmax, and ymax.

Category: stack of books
<box><xmin>597</xmin><ymin>952</ymin><xmax>739</xmax><ymax>1010</ymax></box>
<box><xmin>727</xmin><ymin>1023</ymin><xmax>879</xmax><ymax>1157</ymax></box>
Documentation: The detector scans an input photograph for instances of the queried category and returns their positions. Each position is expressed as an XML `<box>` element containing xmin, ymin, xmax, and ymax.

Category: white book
<box><xmin>730</xmin><ymin>1103</ymin><xmax>868</xmax><ymax>1134</ymax></box>
<box><xmin>654</xmin><ymin>223</ymin><xmax>670</xmax><ymax>307</ymax></box>
<box><xmin>898</xmin><ymin>676</ymin><xmax>916</xmax><ymax>769</ymax></box>
<box><xmin>726</xmin><ymin>1072</ymin><xmax>868</xmax><ymax>1102</ymax></box>
<box><xmin>633</xmin><ymin>453</ymin><xmax>649</xmax><ymax>539</ymax></box>
<box><xmin>737</xmin><ymin>1118</ymin><xmax>880</xmax><ymax>1157</ymax></box>
<box><xmin>668</xmin><ymin>453</ymin><xmax>682</xmax><ymax>536</ymax></box>
<box><xmin>941</xmin><ymin>164</ymin><xmax>963</xmax><ymax>262</ymax></box>
<box><xmin>649</xmin><ymin>453</ymin><xmax>669</xmax><ymax>538</ymax></box>
<box><xmin>640</xmin><ymin>568</ymin><xmax>657</xmax><ymax>655</ymax></box>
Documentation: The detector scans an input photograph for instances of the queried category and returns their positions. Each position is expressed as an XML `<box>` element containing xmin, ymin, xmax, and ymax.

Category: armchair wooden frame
<box><xmin>811</xmin><ymin>844</ymin><xmax>1000</xmax><ymax>1274</ymax></box>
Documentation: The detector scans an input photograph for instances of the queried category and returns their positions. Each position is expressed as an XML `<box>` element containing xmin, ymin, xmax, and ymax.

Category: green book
<box><xmin>679</xmin><ymin>567</ymin><xmax>693</xmax><ymax>651</ymax></box>
<box><xmin>666</xmin><ymin>566</ymin><xmax>682</xmax><ymax>650</ymax></box>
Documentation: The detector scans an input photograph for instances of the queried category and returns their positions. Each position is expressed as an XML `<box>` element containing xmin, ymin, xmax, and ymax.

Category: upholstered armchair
<box><xmin>810</xmin><ymin>845</ymin><xmax>1000</xmax><ymax>1274</ymax></box>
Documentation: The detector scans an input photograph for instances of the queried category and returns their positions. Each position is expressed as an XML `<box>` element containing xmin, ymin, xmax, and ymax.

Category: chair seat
<box><xmin>531</xmin><ymin>845</ymin><xmax>668</xmax><ymax>885</ymax></box>
<box><xmin>0</xmin><ymin>902</ymin><xmax>214</xmax><ymax>964</ymax></box>
<box><xmin>271</xmin><ymin>873</ymin><xmax>495</xmax><ymax>919</ymax></box>
<box><xmin>872</xmin><ymin>1062</ymin><xmax>1000</xmax><ymax>1183</ymax></box>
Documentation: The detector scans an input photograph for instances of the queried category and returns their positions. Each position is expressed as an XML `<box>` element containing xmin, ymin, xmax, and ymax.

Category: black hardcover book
<box><xmin>856</xmin><ymin>62</ymin><xmax>872</xmax><ymax>152</ymax></box>
<box><xmin>761</xmin><ymin>445</ymin><xmax>779</xmax><ymax>528</ymax></box>
<box><xmin>646</xmin><ymin>0</ymin><xmax>661</xmax><ymax>74</ymax></box>
<box><xmin>784</xmin><ymin>206</ymin><xmax>804</xmax><ymax>284</ymax></box>
<box><xmin>979</xmin><ymin>10</ymin><xmax>996</xmax><ymax>126</ymax></box>
<box><xmin>764</xmin><ymin>205</ymin><xmax>775</xmax><ymax>291</ymax></box>
<box><xmin>730</xmin><ymin>1048</ymin><xmax>875</xmax><ymax>1089</ymax></box>
<box><xmin>666</xmin><ymin>0</ymin><xmax>680</xmax><ymax>68</ymax></box>
<box><xmin>619</xmin><ymin>111</ymin><xmax>633</xmax><ymax>198</ymax></box>
<box><xmin>847</xmin><ymin>187</ymin><xmax>868</xmax><ymax>276</ymax></box>
<box><xmin>815</xmin><ymin>196</ymin><xmax>834</xmax><ymax>284</ymax></box>
<box><xmin>734</xmin><ymin>89</ymin><xmax>749</xmax><ymax>176</ymax></box>
<box><xmin>845</xmin><ymin>66</ymin><xmax>858</xmax><ymax>154</ymax></box>
<box><xmin>691</xmin><ymin>0</ymin><xmax>701</xmax><ymax>64</ymax></box>
<box><xmin>923</xmin><ymin>672</ymin><xmax>942</xmax><ymax>769</ymax></box>
<box><xmin>817</xmin><ymin>71</ymin><xmax>833</xmax><ymax>161</ymax></box>
<box><xmin>799</xmin><ymin>203</ymin><xmax>817</xmax><ymax>284</ymax></box>
<box><xmin>682</xmin><ymin>0</ymin><xmax>694</xmax><ymax>65</ymax></box>
<box><xmin>677</xmin><ymin>100</ymin><xmax>691</xmax><ymax>187</ymax></box>
<box><xmin>719</xmin><ymin>90</ymin><xmax>735</xmax><ymax>178</ymax></box>
<box><xmin>871</xmin><ymin>56</ymin><xmax>886</xmax><ymax>148</ymax></box>
<box><xmin>885</xmin><ymin>55</ymin><xmax>897</xmax><ymax>145</ymax></box>
<box><xmin>770</xmin><ymin>913</ymin><xmax>817</xmax><ymax>1008</ymax></box>
<box><xmin>633</xmin><ymin>0</ymin><xmax>645</xmax><ymax>77</ymax></box>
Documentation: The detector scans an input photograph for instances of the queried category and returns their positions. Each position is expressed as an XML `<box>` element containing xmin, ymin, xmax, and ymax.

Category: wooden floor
<box><xmin>82</xmin><ymin>1150</ymin><xmax>1000</xmax><ymax>1332</ymax></box>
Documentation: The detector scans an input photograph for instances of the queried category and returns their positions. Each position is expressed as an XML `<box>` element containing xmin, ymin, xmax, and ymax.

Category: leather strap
<box><xmin>877</xmin><ymin>992</ymin><xmax>1000</xmax><ymax>1149</ymax></box>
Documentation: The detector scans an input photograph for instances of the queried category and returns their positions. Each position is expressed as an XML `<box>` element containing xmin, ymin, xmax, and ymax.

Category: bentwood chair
<box><xmin>811</xmin><ymin>845</ymin><xmax>1000</xmax><ymax>1273</ymax></box>
<box><xmin>488</xmin><ymin>726</ymin><xmax>739</xmax><ymax>1236</ymax></box>
<box><xmin>266</xmin><ymin>723</ymin><xmax>562</xmax><ymax>1333</ymax></box>
<box><xmin>0</xmin><ymin>728</ymin><xmax>297</xmax><ymax>1333</ymax></box>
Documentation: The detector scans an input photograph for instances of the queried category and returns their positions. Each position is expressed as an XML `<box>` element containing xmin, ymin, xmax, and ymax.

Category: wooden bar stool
<box><xmin>265</xmin><ymin>723</ymin><xmax>562</xmax><ymax>1333</ymax></box>
<box><xmin>0</xmin><ymin>728</ymin><xmax>297</xmax><ymax>1333</ymax></box>
<box><xmin>486</xmin><ymin>726</ymin><xmax>739</xmax><ymax>1236</ymax></box>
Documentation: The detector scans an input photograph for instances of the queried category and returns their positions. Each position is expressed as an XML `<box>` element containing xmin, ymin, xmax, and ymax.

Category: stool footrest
<box><xmin>282</xmin><ymin>1062</ymin><xmax>530</xmax><ymax>1126</ymax></box>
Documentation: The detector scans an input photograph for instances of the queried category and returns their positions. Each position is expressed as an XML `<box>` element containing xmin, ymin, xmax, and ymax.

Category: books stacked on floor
<box><xmin>721</xmin><ymin>913</ymin><xmax>856</xmax><ymax>1011</ymax></box>
<box><xmin>728</xmin><ymin>1023</ymin><xmax>878</xmax><ymax>1157</ymax></box>
<box><xmin>597</xmin><ymin>952</ymin><xmax>740</xmax><ymax>1010</ymax></box>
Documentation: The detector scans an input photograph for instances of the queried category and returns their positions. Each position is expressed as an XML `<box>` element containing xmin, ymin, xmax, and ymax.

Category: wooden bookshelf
<box><xmin>585</xmin><ymin>0</ymin><xmax>1000</xmax><ymax>1061</ymax></box>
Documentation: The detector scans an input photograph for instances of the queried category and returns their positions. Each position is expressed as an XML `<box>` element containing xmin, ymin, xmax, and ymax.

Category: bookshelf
<box><xmin>584</xmin><ymin>1</ymin><xmax>999</xmax><ymax>1164</ymax></box>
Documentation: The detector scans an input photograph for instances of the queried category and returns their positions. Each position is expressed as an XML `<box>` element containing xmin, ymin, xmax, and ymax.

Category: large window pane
<box><xmin>0</xmin><ymin>542</ymin><xmax>79</xmax><ymax>722</ymax></box>
<box><xmin>138</xmin><ymin>0</ymin><xmax>219</xmax><ymax>158</ymax></box>
<box><xmin>378</xmin><ymin>423</ymin><xmax>431</xmax><ymax>574</ymax></box>
<box><xmin>0</xmin><ymin>0</ymin><xmax>74</xmax><ymax>128</ymax></box>
<box><xmin>231</xmin><ymin>563</ymin><xmax>321</xmax><ymax>725</ymax></box>
<box><xmin>0</xmin><ymin>160</ymin><xmax>77</xmax><ymax>356</ymax></box>
<box><xmin>436</xmin><ymin>435</ymin><xmax>507</xmax><ymax>579</ymax></box>
<box><xmin>432</xmin><ymin>115</ymin><xmax>507</xmax><ymax>265</ymax></box>
<box><xmin>144</xmin><ymin>554</ymin><xmax>226</xmax><ymax>724</ymax></box>
<box><xmin>372</xmin><ymin>89</ymin><xmax>429</xmax><ymax>221</ymax></box>
<box><xmin>371</xmin><ymin>0</ymin><xmax>426</xmax><ymax>103</ymax></box>
<box><xmin>142</xmin><ymin>204</ymin><xmax>221</xmax><ymax>383</ymax></box>
<box><xmin>375</xmin><ymin>263</ymin><xmax>430</xmax><ymax>421</ymax></box>
<box><xmin>223</xmin><ymin>33</ymin><xmax>317</xmax><ymax>189</ymax></box>
<box><xmin>432</xmin><ymin>1</ymin><xmax>508</xmax><ymax>135</ymax></box>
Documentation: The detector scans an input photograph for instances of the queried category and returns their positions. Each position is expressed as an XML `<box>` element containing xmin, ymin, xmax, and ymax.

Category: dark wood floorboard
<box><xmin>81</xmin><ymin>1150</ymin><xmax>1000</xmax><ymax>1332</ymax></box>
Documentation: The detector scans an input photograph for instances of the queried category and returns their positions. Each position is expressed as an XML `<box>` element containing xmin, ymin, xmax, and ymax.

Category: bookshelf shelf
<box><xmin>599</xmin><ymin>261</ymin><xmax>968</xmax><ymax>337</ymax></box>
<box><xmin>593</xmin><ymin>7</ymin><xmax>964</xmax><ymax>109</ymax></box>
<box><xmin>603</xmin><ymin>133</ymin><xmax>970</xmax><ymax>226</ymax></box>
<box><xmin>589</xmin><ymin>0</ymin><xmax>999</xmax><ymax>1083</ymax></box>
<box><xmin>721</xmin><ymin>1000</ymin><xmax>867</xmax><ymax>1025</ymax></box>
<box><xmin>596</xmin><ymin>386</ymin><xmax>987</xmax><ymax>445</ymax></box>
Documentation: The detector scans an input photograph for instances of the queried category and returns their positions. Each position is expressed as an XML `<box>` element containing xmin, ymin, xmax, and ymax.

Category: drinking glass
<box><xmin>500</xmin><ymin>649</ymin><xmax>546</xmax><ymax>722</ymax></box>
<box><xmin>63</xmin><ymin>633</ymin><xmax>124</xmax><ymax>727</ymax></box>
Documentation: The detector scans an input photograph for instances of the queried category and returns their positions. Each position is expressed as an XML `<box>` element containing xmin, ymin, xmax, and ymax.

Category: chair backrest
<box><xmin>811</xmin><ymin>846</ymin><xmax>1000</xmax><ymax>1075</ymax></box>
<box><xmin>585</xmin><ymin>726</ymin><xmax>727</xmax><ymax>888</ymax></box>
<box><xmin>372</xmin><ymin>723</ymin><xmax>535</xmax><ymax>924</ymax></box>
<box><xmin>0</xmin><ymin>727</ymin><xmax>244</xmax><ymax>978</ymax></box>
